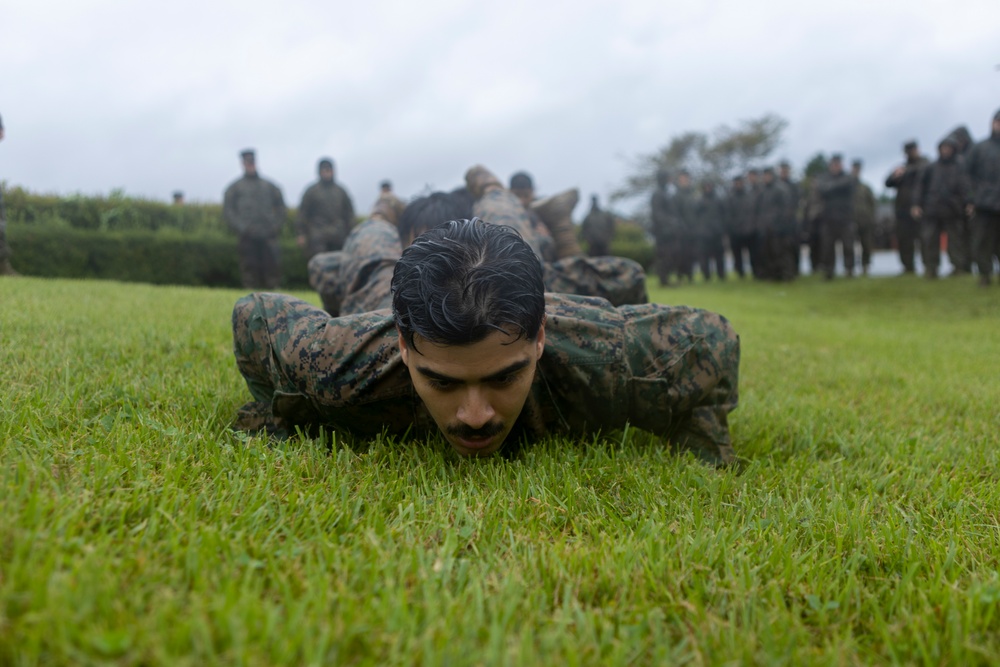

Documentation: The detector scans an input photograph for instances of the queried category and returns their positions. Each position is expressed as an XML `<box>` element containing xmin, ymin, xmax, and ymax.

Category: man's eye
<box><xmin>490</xmin><ymin>375</ymin><xmax>517</xmax><ymax>387</ymax></box>
<box><xmin>428</xmin><ymin>379</ymin><xmax>455</xmax><ymax>390</ymax></box>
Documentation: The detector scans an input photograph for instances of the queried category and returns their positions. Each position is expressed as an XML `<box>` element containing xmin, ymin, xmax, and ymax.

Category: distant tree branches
<box><xmin>612</xmin><ymin>113</ymin><xmax>788</xmax><ymax>203</ymax></box>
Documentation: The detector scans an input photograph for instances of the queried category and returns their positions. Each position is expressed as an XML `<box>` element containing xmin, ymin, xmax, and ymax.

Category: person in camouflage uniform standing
<box><xmin>850</xmin><ymin>160</ymin><xmax>877</xmax><ymax>277</ymax></box>
<box><xmin>911</xmin><ymin>139</ymin><xmax>971</xmax><ymax>279</ymax></box>
<box><xmin>295</xmin><ymin>158</ymin><xmax>355</xmax><ymax>261</ymax></box>
<box><xmin>580</xmin><ymin>194</ymin><xmax>616</xmax><ymax>257</ymax></box>
<box><xmin>755</xmin><ymin>167</ymin><xmax>796</xmax><ymax>281</ymax></box>
<box><xmin>0</xmin><ymin>112</ymin><xmax>15</xmax><ymax>276</ymax></box>
<box><xmin>231</xmin><ymin>218</ymin><xmax>741</xmax><ymax>465</ymax></box>
<box><xmin>816</xmin><ymin>154</ymin><xmax>857</xmax><ymax>279</ymax></box>
<box><xmin>726</xmin><ymin>176</ymin><xmax>753</xmax><ymax>278</ymax></box>
<box><xmin>223</xmin><ymin>149</ymin><xmax>287</xmax><ymax>289</ymax></box>
<box><xmin>779</xmin><ymin>161</ymin><xmax>802</xmax><ymax>276</ymax></box>
<box><xmin>695</xmin><ymin>180</ymin><xmax>728</xmax><ymax>281</ymax></box>
<box><xmin>673</xmin><ymin>170</ymin><xmax>699</xmax><ymax>283</ymax></box>
<box><xmin>885</xmin><ymin>141</ymin><xmax>929</xmax><ymax>274</ymax></box>
<box><xmin>650</xmin><ymin>169</ymin><xmax>677</xmax><ymax>286</ymax></box>
<box><xmin>965</xmin><ymin>109</ymin><xmax>1000</xmax><ymax>286</ymax></box>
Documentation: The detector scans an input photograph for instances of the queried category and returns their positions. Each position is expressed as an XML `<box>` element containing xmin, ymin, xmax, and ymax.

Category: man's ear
<box><xmin>397</xmin><ymin>327</ymin><xmax>410</xmax><ymax>366</ymax></box>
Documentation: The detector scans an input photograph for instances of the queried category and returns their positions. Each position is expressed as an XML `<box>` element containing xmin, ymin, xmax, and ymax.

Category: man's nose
<box><xmin>456</xmin><ymin>388</ymin><xmax>495</xmax><ymax>429</ymax></box>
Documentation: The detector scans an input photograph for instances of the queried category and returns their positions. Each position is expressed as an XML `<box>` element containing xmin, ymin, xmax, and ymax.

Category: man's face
<box><xmin>399</xmin><ymin>326</ymin><xmax>545</xmax><ymax>457</ymax></box>
<box><xmin>320</xmin><ymin>166</ymin><xmax>334</xmax><ymax>181</ymax></box>
<box><xmin>829</xmin><ymin>160</ymin><xmax>843</xmax><ymax>175</ymax></box>
<box><xmin>851</xmin><ymin>165</ymin><xmax>861</xmax><ymax>178</ymax></box>
<box><xmin>511</xmin><ymin>187</ymin><xmax>534</xmax><ymax>209</ymax></box>
<box><xmin>939</xmin><ymin>144</ymin><xmax>954</xmax><ymax>160</ymax></box>
<box><xmin>905</xmin><ymin>146</ymin><xmax>919</xmax><ymax>160</ymax></box>
<box><xmin>779</xmin><ymin>166</ymin><xmax>790</xmax><ymax>180</ymax></box>
<box><xmin>677</xmin><ymin>174</ymin><xmax>691</xmax><ymax>188</ymax></box>
<box><xmin>242</xmin><ymin>158</ymin><xmax>257</xmax><ymax>176</ymax></box>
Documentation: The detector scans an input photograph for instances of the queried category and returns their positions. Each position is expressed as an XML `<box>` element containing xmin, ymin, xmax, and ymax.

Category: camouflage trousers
<box><xmin>237</xmin><ymin>235</ymin><xmax>281</xmax><ymax>290</ymax></box>
<box><xmin>231</xmin><ymin>292</ymin><xmax>740</xmax><ymax>465</ymax></box>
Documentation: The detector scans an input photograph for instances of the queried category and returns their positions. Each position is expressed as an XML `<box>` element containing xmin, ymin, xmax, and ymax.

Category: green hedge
<box><xmin>2</xmin><ymin>185</ymin><xmax>298</xmax><ymax>237</ymax></box>
<box><xmin>7</xmin><ymin>226</ymin><xmax>311</xmax><ymax>289</ymax></box>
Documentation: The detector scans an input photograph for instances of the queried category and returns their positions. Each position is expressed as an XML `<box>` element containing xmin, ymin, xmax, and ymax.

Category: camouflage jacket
<box><xmin>296</xmin><ymin>181</ymin><xmax>355</xmax><ymax>240</ymax></box>
<box><xmin>649</xmin><ymin>187</ymin><xmax>677</xmax><ymax>243</ymax></box>
<box><xmin>581</xmin><ymin>207</ymin><xmax>615</xmax><ymax>247</ymax></box>
<box><xmin>816</xmin><ymin>172</ymin><xmax>855</xmax><ymax>223</ymax></box>
<box><xmin>223</xmin><ymin>175</ymin><xmax>287</xmax><ymax>239</ymax></box>
<box><xmin>885</xmin><ymin>156</ymin><xmax>929</xmax><ymax>216</ymax></box>
<box><xmin>232</xmin><ymin>291</ymin><xmax>740</xmax><ymax>465</ymax></box>
<box><xmin>852</xmin><ymin>179</ymin><xmax>877</xmax><ymax>229</ymax></box>
<box><xmin>966</xmin><ymin>134</ymin><xmax>1000</xmax><ymax>214</ymax></box>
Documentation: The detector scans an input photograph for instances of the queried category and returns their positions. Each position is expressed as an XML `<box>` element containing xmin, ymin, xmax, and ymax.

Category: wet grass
<box><xmin>1</xmin><ymin>274</ymin><xmax>999</xmax><ymax>665</ymax></box>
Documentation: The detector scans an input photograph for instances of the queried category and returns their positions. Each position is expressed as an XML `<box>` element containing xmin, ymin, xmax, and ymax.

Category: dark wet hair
<box><xmin>392</xmin><ymin>218</ymin><xmax>545</xmax><ymax>352</ymax></box>
<box><xmin>397</xmin><ymin>191</ymin><xmax>470</xmax><ymax>244</ymax></box>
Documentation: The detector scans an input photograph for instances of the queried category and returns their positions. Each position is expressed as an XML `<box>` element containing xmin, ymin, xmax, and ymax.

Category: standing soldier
<box><xmin>745</xmin><ymin>169</ymin><xmax>764</xmax><ymax>278</ymax></box>
<box><xmin>816</xmin><ymin>154</ymin><xmax>857</xmax><ymax>279</ymax></box>
<box><xmin>779</xmin><ymin>161</ymin><xmax>802</xmax><ymax>276</ymax></box>
<box><xmin>0</xmin><ymin>112</ymin><xmax>15</xmax><ymax>276</ymax></box>
<box><xmin>911</xmin><ymin>139</ymin><xmax>971</xmax><ymax>279</ymax></box>
<box><xmin>296</xmin><ymin>158</ymin><xmax>355</xmax><ymax>261</ymax></box>
<box><xmin>965</xmin><ymin>109</ymin><xmax>1000</xmax><ymax>286</ymax></box>
<box><xmin>673</xmin><ymin>170</ymin><xmax>698</xmax><ymax>283</ymax></box>
<box><xmin>727</xmin><ymin>175</ymin><xmax>754</xmax><ymax>278</ymax></box>
<box><xmin>650</xmin><ymin>169</ymin><xmax>678</xmax><ymax>286</ymax></box>
<box><xmin>696</xmin><ymin>181</ymin><xmax>728</xmax><ymax>281</ymax></box>
<box><xmin>223</xmin><ymin>149</ymin><xmax>287</xmax><ymax>289</ymax></box>
<box><xmin>885</xmin><ymin>140</ymin><xmax>929</xmax><ymax>274</ymax></box>
<box><xmin>580</xmin><ymin>194</ymin><xmax>616</xmax><ymax>257</ymax></box>
<box><xmin>851</xmin><ymin>160</ymin><xmax>877</xmax><ymax>277</ymax></box>
<box><xmin>756</xmin><ymin>167</ymin><xmax>795</xmax><ymax>281</ymax></box>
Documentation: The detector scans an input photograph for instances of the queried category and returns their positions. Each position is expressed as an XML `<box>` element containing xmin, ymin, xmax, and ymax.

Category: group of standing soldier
<box><xmin>884</xmin><ymin>109</ymin><xmax>1000</xmax><ymax>285</ymax></box>
<box><xmin>222</xmin><ymin>149</ymin><xmax>368</xmax><ymax>290</ymax></box>
<box><xmin>650</xmin><ymin>159</ymin><xmax>876</xmax><ymax>285</ymax></box>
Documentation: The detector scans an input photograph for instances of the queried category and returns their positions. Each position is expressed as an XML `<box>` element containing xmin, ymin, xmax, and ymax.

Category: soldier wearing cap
<box><xmin>965</xmin><ymin>108</ymin><xmax>1000</xmax><ymax>286</ymax></box>
<box><xmin>850</xmin><ymin>159</ymin><xmax>877</xmax><ymax>276</ymax></box>
<box><xmin>223</xmin><ymin>149</ymin><xmax>287</xmax><ymax>289</ymax></box>
<box><xmin>779</xmin><ymin>160</ymin><xmax>802</xmax><ymax>276</ymax></box>
<box><xmin>296</xmin><ymin>158</ymin><xmax>355</xmax><ymax>261</ymax></box>
<box><xmin>816</xmin><ymin>154</ymin><xmax>857</xmax><ymax>279</ymax></box>
<box><xmin>886</xmin><ymin>140</ymin><xmax>929</xmax><ymax>274</ymax></box>
<box><xmin>580</xmin><ymin>194</ymin><xmax>616</xmax><ymax>257</ymax></box>
<box><xmin>0</xmin><ymin>112</ymin><xmax>15</xmax><ymax>276</ymax></box>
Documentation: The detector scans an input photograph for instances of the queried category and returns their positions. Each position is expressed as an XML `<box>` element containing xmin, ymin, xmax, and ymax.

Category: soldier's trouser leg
<box><xmin>730</xmin><ymin>235</ymin><xmax>745</xmax><ymax>277</ymax></box>
<box><xmin>808</xmin><ymin>229</ymin><xmax>822</xmax><ymax>273</ymax></box>
<box><xmin>543</xmin><ymin>256</ymin><xmax>648</xmax><ymax>306</ymax></box>
<box><xmin>655</xmin><ymin>243</ymin><xmax>672</xmax><ymax>285</ymax></box>
<box><xmin>858</xmin><ymin>224</ymin><xmax>874</xmax><ymax>269</ymax></box>
<box><xmin>972</xmin><ymin>210</ymin><xmax>1000</xmax><ymax>280</ymax></box>
<box><xmin>840</xmin><ymin>223</ymin><xmax>856</xmax><ymax>274</ymax></box>
<box><xmin>896</xmin><ymin>214</ymin><xmax>919</xmax><ymax>272</ymax></box>
<box><xmin>820</xmin><ymin>221</ymin><xmax>838</xmax><ymax>278</ymax></box>
<box><xmin>921</xmin><ymin>217</ymin><xmax>944</xmax><ymax>275</ymax></box>
<box><xmin>945</xmin><ymin>216</ymin><xmax>971</xmax><ymax>273</ymax></box>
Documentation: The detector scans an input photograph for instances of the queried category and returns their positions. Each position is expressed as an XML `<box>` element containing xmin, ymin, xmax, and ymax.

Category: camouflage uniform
<box><xmin>780</xmin><ymin>175</ymin><xmax>802</xmax><ymax>276</ymax></box>
<box><xmin>468</xmin><ymin>167</ymin><xmax>647</xmax><ymax>306</ymax></box>
<box><xmin>296</xmin><ymin>179</ymin><xmax>356</xmax><ymax>259</ymax></box>
<box><xmin>0</xmin><ymin>112</ymin><xmax>11</xmax><ymax>276</ymax></box>
<box><xmin>885</xmin><ymin>153</ymin><xmax>929</xmax><ymax>273</ymax></box>
<box><xmin>580</xmin><ymin>199</ymin><xmax>615</xmax><ymax>257</ymax></box>
<box><xmin>231</xmin><ymin>291</ymin><xmax>740</xmax><ymax>465</ymax></box>
<box><xmin>912</xmin><ymin>138</ymin><xmax>971</xmax><ymax>277</ymax></box>
<box><xmin>755</xmin><ymin>178</ymin><xmax>796</xmax><ymax>281</ymax></box>
<box><xmin>223</xmin><ymin>173</ymin><xmax>287</xmax><ymax>289</ymax></box>
<box><xmin>728</xmin><ymin>185</ymin><xmax>755</xmax><ymax>278</ymax></box>
<box><xmin>816</xmin><ymin>170</ymin><xmax>856</xmax><ymax>278</ymax></box>
<box><xmin>852</xmin><ymin>176</ymin><xmax>877</xmax><ymax>273</ymax></box>
<box><xmin>673</xmin><ymin>184</ymin><xmax>698</xmax><ymax>282</ymax></box>
<box><xmin>650</xmin><ymin>183</ymin><xmax>678</xmax><ymax>285</ymax></box>
<box><xmin>966</xmin><ymin>110</ymin><xmax>1000</xmax><ymax>283</ymax></box>
<box><xmin>695</xmin><ymin>186</ymin><xmax>728</xmax><ymax>281</ymax></box>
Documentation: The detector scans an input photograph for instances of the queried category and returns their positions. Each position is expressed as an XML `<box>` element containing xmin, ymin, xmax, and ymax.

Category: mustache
<box><xmin>446</xmin><ymin>421</ymin><xmax>505</xmax><ymax>440</ymax></box>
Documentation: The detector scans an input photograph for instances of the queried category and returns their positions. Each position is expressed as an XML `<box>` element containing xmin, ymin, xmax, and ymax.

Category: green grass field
<box><xmin>2</xmin><ymin>274</ymin><xmax>999</xmax><ymax>665</ymax></box>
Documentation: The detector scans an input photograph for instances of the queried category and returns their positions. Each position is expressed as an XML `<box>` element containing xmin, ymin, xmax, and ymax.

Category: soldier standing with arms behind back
<box><xmin>223</xmin><ymin>149</ymin><xmax>287</xmax><ymax>289</ymax></box>
<box><xmin>296</xmin><ymin>158</ymin><xmax>356</xmax><ymax>261</ymax></box>
<box><xmin>816</xmin><ymin>154</ymin><xmax>856</xmax><ymax>280</ymax></box>
<box><xmin>885</xmin><ymin>140</ymin><xmax>928</xmax><ymax>274</ymax></box>
<box><xmin>580</xmin><ymin>194</ymin><xmax>615</xmax><ymax>257</ymax></box>
<box><xmin>965</xmin><ymin>109</ymin><xmax>1000</xmax><ymax>286</ymax></box>
<box><xmin>0</xmin><ymin>112</ymin><xmax>16</xmax><ymax>276</ymax></box>
<box><xmin>851</xmin><ymin>159</ymin><xmax>877</xmax><ymax>277</ymax></box>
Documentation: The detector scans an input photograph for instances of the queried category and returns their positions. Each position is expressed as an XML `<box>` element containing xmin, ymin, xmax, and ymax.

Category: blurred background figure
<box><xmin>296</xmin><ymin>157</ymin><xmax>355</xmax><ymax>261</ymax></box>
<box><xmin>223</xmin><ymin>149</ymin><xmax>287</xmax><ymax>289</ymax></box>
<box><xmin>885</xmin><ymin>140</ymin><xmax>928</xmax><ymax>274</ymax></box>
<box><xmin>581</xmin><ymin>194</ymin><xmax>615</xmax><ymax>257</ymax></box>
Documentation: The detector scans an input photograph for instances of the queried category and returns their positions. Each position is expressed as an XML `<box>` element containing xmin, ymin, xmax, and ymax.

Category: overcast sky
<box><xmin>1</xmin><ymin>0</ymin><xmax>997</xmax><ymax>215</ymax></box>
